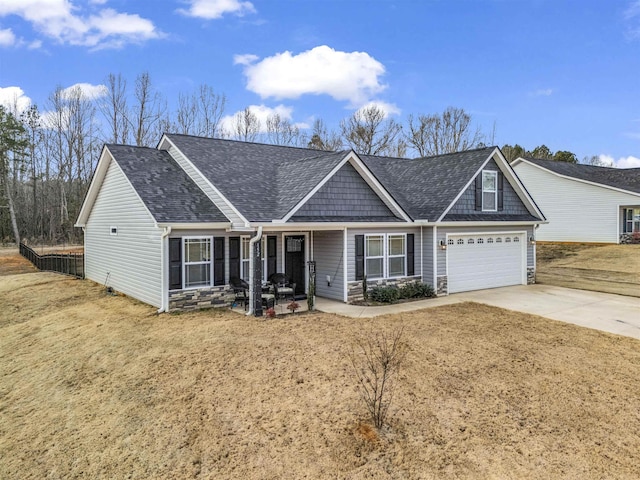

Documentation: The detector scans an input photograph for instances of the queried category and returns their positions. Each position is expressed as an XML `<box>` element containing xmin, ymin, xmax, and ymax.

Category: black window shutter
<box><xmin>213</xmin><ymin>237</ymin><xmax>225</xmax><ymax>286</ymax></box>
<box><xmin>475</xmin><ymin>175</ymin><xmax>483</xmax><ymax>211</ymax></box>
<box><xmin>406</xmin><ymin>234</ymin><xmax>414</xmax><ymax>276</ymax></box>
<box><xmin>267</xmin><ymin>236</ymin><xmax>277</xmax><ymax>279</ymax></box>
<box><xmin>497</xmin><ymin>172</ymin><xmax>504</xmax><ymax>211</ymax></box>
<box><xmin>169</xmin><ymin>238</ymin><xmax>182</xmax><ymax>290</ymax></box>
<box><xmin>229</xmin><ymin>237</ymin><xmax>240</xmax><ymax>281</ymax></box>
<box><xmin>355</xmin><ymin>235</ymin><xmax>364</xmax><ymax>280</ymax></box>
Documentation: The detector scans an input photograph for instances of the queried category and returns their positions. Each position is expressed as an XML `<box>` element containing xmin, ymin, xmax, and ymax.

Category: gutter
<box><xmin>246</xmin><ymin>226</ymin><xmax>263</xmax><ymax>316</ymax></box>
<box><xmin>157</xmin><ymin>226</ymin><xmax>172</xmax><ymax>314</ymax></box>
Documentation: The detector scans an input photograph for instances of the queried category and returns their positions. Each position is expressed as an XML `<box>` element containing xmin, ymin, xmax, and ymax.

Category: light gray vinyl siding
<box><xmin>514</xmin><ymin>161</ymin><xmax>640</xmax><ymax>243</ymax></box>
<box><xmin>166</xmin><ymin>144</ymin><xmax>241</xmax><ymax>226</ymax></box>
<box><xmin>346</xmin><ymin>227</ymin><xmax>421</xmax><ymax>282</ymax></box>
<box><xmin>312</xmin><ymin>230</ymin><xmax>344</xmax><ymax>300</ymax></box>
<box><xmin>85</xmin><ymin>159</ymin><xmax>162</xmax><ymax>307</ymax></box>
<box><xmin>436</xmin><ymin>225</ymin><xmax>534</xmax><ymax>276</ymax></box>
<box><xmin>170</xmin><ymin>230</ymin><xmax>281</xmax><ymax>285</ymax></box>
<box><xmin>449</xmin><ymin>159</ymin><xmax>530</xmax><ymax>215</ymax></box>
<box><xmin>422</xmin><ymin>226</ymin><xmax>435</xmax><ymax>286</ymax></box>
<box><xmin>293</xmin><ymin>163</ymin><xmax>397</xmax><ymax>219</ymax></box>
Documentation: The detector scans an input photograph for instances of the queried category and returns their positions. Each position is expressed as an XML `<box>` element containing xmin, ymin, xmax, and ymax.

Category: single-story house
<box><xmin>75</xmin><ymin>134</ymin><xmax>546</xmax><ymax>314</ymax></box>
<box><xmin>512</xmin><ymin>157</ymin><xmax>640</xmax><ymax>243</ymax></box>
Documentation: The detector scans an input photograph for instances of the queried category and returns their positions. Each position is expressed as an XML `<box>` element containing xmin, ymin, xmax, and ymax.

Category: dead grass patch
<box><xmin>537</xmin><ymin>243</ymin><xmax>640</xmax><ymax>297</ymax></box>
<box><xmin>1</xmin><ymin>273</ymin><xmax>640</xmax><ymax>479</ymax></box>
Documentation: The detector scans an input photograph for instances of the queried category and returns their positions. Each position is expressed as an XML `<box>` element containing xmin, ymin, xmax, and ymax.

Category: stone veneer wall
<box><xmin>436</xmin><ymin>276</ymin><xmax>448</xmax><ymax>295</ymax></box>
<box><xmin>169</xmin><ymin>286</ymin><xmax>233</xmax><ymax>312</ymax></box>
<box><xmin>527</xmin><ymin>267</ymin><xmax>536</xmax><ymax>285</ymax></box>
<box><xmin>346</xmin><ymin>276</ymin><xmax>422</xmax><ymax>303</ymax></box>
<box><xmin>620</xmin><ymin>233</ymin><xmax>640</xmax><ymax>244</ymax></box>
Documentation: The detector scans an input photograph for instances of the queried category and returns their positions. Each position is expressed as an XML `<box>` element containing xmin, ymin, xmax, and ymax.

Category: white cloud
<box><xmin>356</xmin><ymin>100</ymin><xmax>401</xmax><ymax>117</ymax></box>
<box><xmin>236</xmin><ymin>45</ymin><xmax>388</xmax><ymax>106</ymax></box>
<box><xmin>61</xmin><ymin>82</ymin><xmax>107</xmax><ymax>100</ymax></box>
<box><xmin>177</xmin><ymin>0</ymin><xmax>256</xmax><ymax>19</ymax></box>
<box><xmin>220</xmin><ymin>104</ymin><xmax>295</xmax><ymax>134</ymax></box>
<box><xmin>233</xmin><ymin>53</ymin><xmax>259</xmax><ymax>65</ymax></box>
<box><xmin>531</xmin><ymin>88</ymin><xmax>554</xmax><ymax>97</ymax></box>
<box><xmin>0</xmin><ymin>27</ymin><xmax>16</xmax><ymax>46</ymax></box>
<box><xmin>599</xmin><ymin>154</ymin><xmax>640</xmax><ymax>168</ymax></box>
<box><xmin>0</xmin><ymin>86</ymin><xmax>32</xmax><ymax>112</ymax></box>
<box><xmin>0</xmin><ymin>0</ymin><xmax>162</xmax><ymax>49</ymax></box>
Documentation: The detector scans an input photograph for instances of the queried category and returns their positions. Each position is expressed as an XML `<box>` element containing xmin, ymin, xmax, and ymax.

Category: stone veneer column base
<box><xmin>436</xmin><ymin>276</ymin><xmax>448</xmax><ymax>295</ymax></box>
<box><xmin>168</xmin><ymin>286</ymin><xmax>234</xmax><ymax>312</ymax></box>
<box><xmin>527</xmin><ymin>267</ymin><xmax>536</xmax><ymax>285</ymax></box>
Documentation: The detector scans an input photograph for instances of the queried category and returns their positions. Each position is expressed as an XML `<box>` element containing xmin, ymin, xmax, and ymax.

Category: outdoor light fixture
<box><xmin>440</xmin><ymin>240</ymin><xmax>447</xmax><ymax>250</ymax></box>
<box><xmin>529</xmin><ymin>236</ymin><xmax>536</xmax><ymax>245</ymax></box>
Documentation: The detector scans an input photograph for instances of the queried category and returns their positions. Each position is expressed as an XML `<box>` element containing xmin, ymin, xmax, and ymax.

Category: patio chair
<box><xmin>230</xmin><ymin>276</ymin><xmax>248</xmax><ymax>310</ymax></box>
<box><xmin>268</xmin><ymin>273</ymin><xmax>296</xmax><ymax>303</ymax></box>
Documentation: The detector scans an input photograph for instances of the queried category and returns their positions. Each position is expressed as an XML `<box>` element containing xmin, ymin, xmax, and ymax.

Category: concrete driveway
<box><xmin>315</xmin><ymin>284</ymin><xmax>640</xmax><ymax>340</ymax></box>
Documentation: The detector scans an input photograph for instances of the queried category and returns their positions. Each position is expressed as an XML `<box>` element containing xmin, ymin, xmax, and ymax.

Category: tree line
<box><xmin>0</xmin><ymin>70</ymin><xmax>601</xmax><ymax>245</ymax></box>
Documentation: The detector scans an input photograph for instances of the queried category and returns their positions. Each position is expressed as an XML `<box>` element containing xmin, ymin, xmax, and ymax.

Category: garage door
<box><xmin>447</xmin><ymin>233</ymin><xmax>525</xmax><ymax>293</ymax></box>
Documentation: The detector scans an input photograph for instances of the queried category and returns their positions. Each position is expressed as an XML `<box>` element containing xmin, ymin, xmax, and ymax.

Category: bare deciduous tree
<box><xmin>406</xmin><ymin>107</ymin><xmax>483</xmax><ymax>157</ymax></box>
<box><xmin>100</xmin><ymin>73</ymin><xmax>129</xmax><ymax>144</ymax></box>
<box><xmin>340</xmin><ymin>105</ymin><xmax>401</xmax><ymax>156</ymax></box>
<box><xmin>349</xmin><ymin>327</ymin><xmax>407</xmax><ymax>430</ymax></box>
<box><xmin>131</xmin><ymin>72</ymin><xmax>166</xmax><ymax>147</ymax></box>
<box><xmin>266</xmin><ymin>113</ymin><xmax>300</xmax><ymax>146</ymax></box>
<box><xmin>231</xmin><ymin>107</ymin><xmax>260</xmax><ymax>142</ymax></box>
<box><xmin>306</xmin><ymin>118</ymin><xmax>342</xmax><ymax>151</ymax></box>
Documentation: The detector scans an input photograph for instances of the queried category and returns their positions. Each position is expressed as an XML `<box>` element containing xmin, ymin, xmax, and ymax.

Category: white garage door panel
<box><xmin>448</xmin><ymin>234</ymin><xmax>524</xmax><ymax>293</ymax></box>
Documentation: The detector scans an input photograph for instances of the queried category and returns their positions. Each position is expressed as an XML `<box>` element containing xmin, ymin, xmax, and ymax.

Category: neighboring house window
<box><xmin>387</xmin><ymin>234</ymin><xmax>406</xmax><ymax>278</ymax></box>
<box><xmin>482</xmin><ymin>171</ymin><xmax>498</xmax><ymax>211</ymax></box>
<box><xmin>184</xmin><ymin>237</ymin><xmax>212</xmax><ymax>289</ymax></box>
<box><xmin>624</xmin><ymin>208</ymin><xmax>640</xmax><ymax>233</ymax></box>
<box><xmin>365</xmin><ymin>235</ymin><xmax>384</xmax><ymax>279</ymax></box>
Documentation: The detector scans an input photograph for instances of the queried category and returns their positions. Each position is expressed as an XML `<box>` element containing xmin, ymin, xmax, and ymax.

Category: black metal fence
<box><xmin>19</xmin><ymin>243</ymin><xmax>84</xmax><ymax>279</ymax></box>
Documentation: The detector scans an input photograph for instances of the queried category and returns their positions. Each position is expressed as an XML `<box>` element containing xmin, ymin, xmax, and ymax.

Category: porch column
<box><xmin>252</xmin><ymin>232</ymin><xmax>263</xmax><ymax>317</ymax></box>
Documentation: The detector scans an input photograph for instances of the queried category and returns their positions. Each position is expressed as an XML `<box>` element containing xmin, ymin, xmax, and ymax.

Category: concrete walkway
<box><xmin>315</xmin><ymin>284</ymin><xmax>640</xmax><ymax>340</ymax></box>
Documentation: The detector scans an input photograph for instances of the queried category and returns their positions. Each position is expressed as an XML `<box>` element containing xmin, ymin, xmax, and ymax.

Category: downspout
<box><xmin>246</xmin><ymin>226</ymin><xmax>263</xmax><ymax>316</ymax></box>
<box><xmin>158</xmin><ymin>226</ymin><xmax>172</xmax><ymax>314</ymax></box>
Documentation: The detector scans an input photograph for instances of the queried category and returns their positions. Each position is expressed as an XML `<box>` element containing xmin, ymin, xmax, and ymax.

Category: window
<box><xmin>514</xmin><ymin>236</ymin><xmax>520</xmax><ymax>242</ymax></box>
<box><xmin>482</xmin><ymin>171</ymin><xmax>498</xmax><ymax>211</ymax></box>
<box><xmin>241</xmin><ymin>236</ymin><xmax>267</xmax><ymax>282</ymax></box>
<box><xmin>184</xmin><ymin>237</ymin><xmax>212</xmax><ymax>288</ymax></box>
<box><xmin>110</xmin><ymin>226</ymin><xmax>118</xmax><ymax>236</ymax></box>
<box><xmin>456</xmin><ymin>238</ymin><xmax>463</xmax><ymax>245</ymax></box>
<box><xmin>625</xmin><ymin>208</ymin><xmax>634</xmax><ymax>233</ymax></box>
<box><xmin>387</xmin><ymin>235</ymin><xmax>406</xmax><ymax>278</ymax></box>
<box><xmin>365</xmin><ymin>235</ymin><xmax>384</xmax><ymax>279</ymax></box>
<box><xmin>496</xmin><ymin>237</ymin><xmax>502</xmax><ymax>243</ymax></box>
<box><xmin>505</xmin><ymin>237</ymin><xmax>511</xmax><ymax>243</ymax></box>
<box><xmin>477</xmin><ymin>238</ymin><xmax>484</xmax><ymax>244</ymax></box>
<box><xmin>487</xmin><ymin>238</ymin><xmax>494</xmax><ymax>244</ymax></box>
<box><xmin>468</xmin><ymin>238</ymin><xmax>474</xmax><ymax>244</ymax></box>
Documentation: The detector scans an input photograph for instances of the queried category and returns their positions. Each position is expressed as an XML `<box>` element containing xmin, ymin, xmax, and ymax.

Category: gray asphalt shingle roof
<box><xmin>108</xmin><ymin>144</ymin><xmax>228</xmax><ymax>223</ymax></box>
<box><xmin>523</xmin><ymin>158</ymin><xmax>640</xmax><ymax>195</ymax></box>
<box><xmin>361</xmin><ymin>147</ymin><xmax>497</xmax><ymax>220</ymax></box>
<box><xmin>110</xmin><ymin>135</ymin><xmax>539</xmax><ymax>224</ymax></box>
<box><xmin>165</xmin><ymin>134</ymin><xmax>348</xmax><ymax>221</ymax></box>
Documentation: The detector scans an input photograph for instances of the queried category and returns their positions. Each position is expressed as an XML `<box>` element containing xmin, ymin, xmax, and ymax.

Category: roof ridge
<box><xmin>412</xmin><ymin>145</ymin><xmax>497</xmax><ymax>161</ymax></box>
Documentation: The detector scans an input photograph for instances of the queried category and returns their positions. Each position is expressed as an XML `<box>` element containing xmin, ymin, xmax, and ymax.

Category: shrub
<box><xmin>370</xmin><ymin>286</ymin><xmax>399</xmax><ymax>303</ymax></box>
<box><xmin>349</xmin><ymin>327</ymin><xmax>406</xmax><ymax>429</ymax></box>
<box><xmin>287</xmin><ymin>300</ymin><xmax>300</xmax><ymax>313</ymax></box>
<box><xmin>398</xmin><ymin>281</ymin><xmax>435</xmax><ymax>299</ymax></box>
<box><xmin>265</xmin><ymin>307</ymin><xmax>276</xmax><ymax>319</ymax></box>
<box><xmin>632</xmin><ymin>231</ymin><xmax>640</xmax><ymax>244</ymax></box>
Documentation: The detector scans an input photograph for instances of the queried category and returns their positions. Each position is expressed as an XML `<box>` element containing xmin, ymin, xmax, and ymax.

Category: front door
<box><xmin>285</xmin><ymin>235</ymin><xmax>305</xmax><ymax>296</ymax></box>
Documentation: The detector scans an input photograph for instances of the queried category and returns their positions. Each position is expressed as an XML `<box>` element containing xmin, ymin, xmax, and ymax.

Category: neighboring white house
<box><xmin>512</xmin><ymin>157</ymin><xmax>640</xmax><ymax>243</ymax></box>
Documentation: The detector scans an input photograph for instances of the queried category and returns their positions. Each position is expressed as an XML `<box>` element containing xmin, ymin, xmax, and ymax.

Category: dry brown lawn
<box><xmin>536</xmin><ymin>243</ymin><xmax>640</xmax><ymax>297</ymax></box>
<box><xmin>2</xmin><ymin>270</ymin><xmax>640</xmax><ymax>479</ymax></box>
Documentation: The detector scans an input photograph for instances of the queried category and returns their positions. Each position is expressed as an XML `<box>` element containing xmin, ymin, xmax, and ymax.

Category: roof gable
<box><xmin>513</xmin><ymin>157</ymin><xmax>640</xmax><ymax>196</ymax></box>
<box><xmin>290</xmin><ymin>161</ymin><xmax>401</xmax><ymax>222</ymax></box>
<box><xmin>76</xmin><ymin>144</ymin><xmax>228</xmax><ymax>227</ymax></box>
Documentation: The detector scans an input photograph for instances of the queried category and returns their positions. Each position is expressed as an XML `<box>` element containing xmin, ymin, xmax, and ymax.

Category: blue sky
<box><xmin>1</xmin><ymin>0</ymin><xmax>640</xmax><ymax>167</ymax></box>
